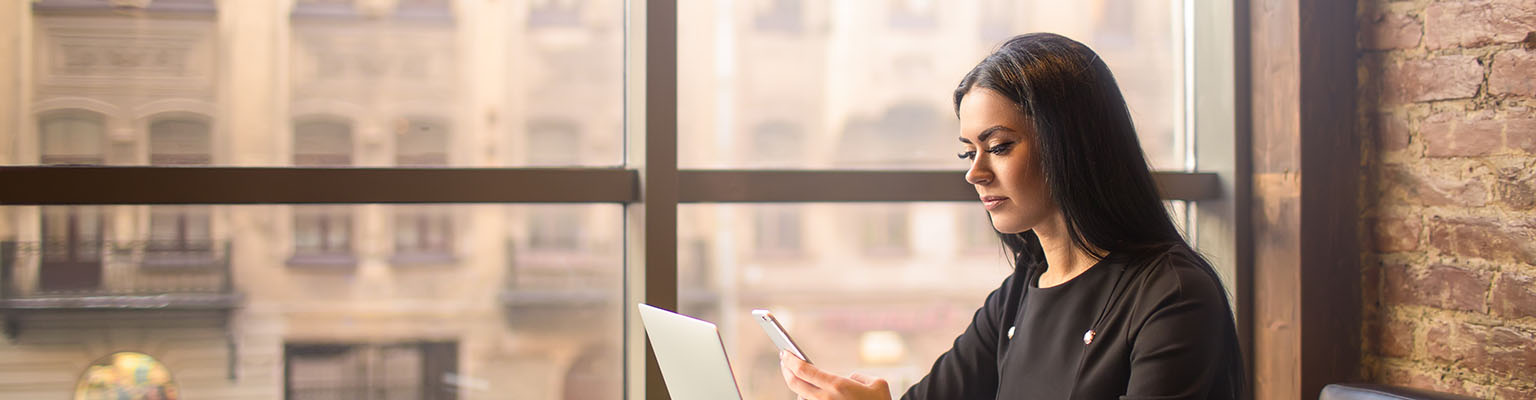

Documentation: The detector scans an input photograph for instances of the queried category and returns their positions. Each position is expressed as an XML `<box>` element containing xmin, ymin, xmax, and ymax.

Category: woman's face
<box><xmin>957</xmin><ymin>88</ymin><xmax>1056</xmax><ymax>234</ymax></box>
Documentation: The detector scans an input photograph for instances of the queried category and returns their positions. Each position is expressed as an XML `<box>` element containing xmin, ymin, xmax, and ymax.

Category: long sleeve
<box><xmin>901</xmin><ymin>272</ymin><xmax>1022</xmax><ymax>400</ymax></box>
<box><xmin>1120</xmin><ymin>259</ymin><xmax>1237</xmax><ymax>400</ymax></box>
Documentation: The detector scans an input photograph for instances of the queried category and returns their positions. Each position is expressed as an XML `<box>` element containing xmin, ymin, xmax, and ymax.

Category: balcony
<box><xmin>0</xmin><ymin>240</ymin><xmax>244</xmax><ymax>338</ymax></box>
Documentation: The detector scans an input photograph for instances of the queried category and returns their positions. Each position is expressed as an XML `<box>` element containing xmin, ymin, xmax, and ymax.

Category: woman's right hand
<box><xmin>778</xmin><ymin>350</ymin><xmax>892</xmax><ymax>400</ymax></box>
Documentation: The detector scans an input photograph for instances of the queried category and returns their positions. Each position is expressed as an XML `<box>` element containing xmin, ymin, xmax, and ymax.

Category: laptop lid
<box><xmin>637</xmin><ymin>303</ymin><xmax>744</xmax><ymax>400</ymax></box>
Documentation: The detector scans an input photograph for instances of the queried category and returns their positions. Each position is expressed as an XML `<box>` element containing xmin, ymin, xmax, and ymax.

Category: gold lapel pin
<box><xmin>1082</xmin><ymin>330</ymin><xmax>1096</xmax><ymax>345</ymax></box>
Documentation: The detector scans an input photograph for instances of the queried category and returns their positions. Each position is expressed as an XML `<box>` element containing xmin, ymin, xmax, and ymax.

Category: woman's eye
<box><xmin>957</xmin><ymin>150</ymin><xmax>977</xmax><ymax>160</ymax></box>
<box><xmin>986</xmin><ymin>142</ymin><xmax>1014</xmax><ymax>155</ymax></box>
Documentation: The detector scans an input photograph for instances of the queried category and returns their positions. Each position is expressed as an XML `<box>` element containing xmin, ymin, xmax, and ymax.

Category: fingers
<box><xmin>781</xmin><ymin>350</ymin><xmax>841</xmax><ymax>388</ymax></box>
<box><xmin>780</xmin><ymin>355</ymin><xmax>828</xmax><ymax>399</ymax></box>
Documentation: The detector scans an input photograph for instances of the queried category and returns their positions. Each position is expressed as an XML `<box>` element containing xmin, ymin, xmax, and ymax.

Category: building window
<box><xmin>147</xmin><ymin>206</ymin><xmax>213</xmax><ymax>253</ymax></box>
<box><xmin>293</xmin><ymin>117</ymin><xmax>354</xmax><ymax>167</ymax></box>
<box><xmin>149</xmin><ymin>117</ymin><xmax>212</xmax><ymax>165</ymax></box>
<box><xmin>39</xmin><ymin>206</ymin><xmax>105</xmax><ymax>291</ymax></box>
<box><xmin>855</xmin><ymin>205</ymin><xmax>909</xmax><ymax>256</ymax></box>
<box><xmin>395</xmin><ymin>117</ymin><xmax>450</xmax><ymax>167</ymax></box>
<box><xmin>38</xmin><ymin>110</ymin><xmax>105</xmax><ymax>165</ymax></box>
<box><xmin>529</xmin><ymin>207</ymin><xmax>584</xmax><ymax>252</ymax></box>
<box><xmin>148</xmin><ymin>115</ymin><xmax>215</xmax><ymax>266</ymax></box>
<box><xmin>753</xmin><ymin>0</ymin><xmax>802</xmax><ymax>34</ymax></box>
<box><xmin>291</xmin><ymin>206</ymin><xmax>354</xmax><ymax>266</ymax></box>
<box><xmin>752</xmin><ymin>205</ymin><xmax>803</xmax><ymax>257</ymax></box>
<box><xmin>285</xmin><ymin>342</ymin><xmax>458</xmax><ymax>400</ymax></box>
<box><xmin>392</xmin><ymin>206</ymin><xmax>455</xmax><ymax>265</ymax></box>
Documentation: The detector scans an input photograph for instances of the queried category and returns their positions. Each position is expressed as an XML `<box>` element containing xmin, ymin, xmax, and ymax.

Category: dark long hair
<box><xmin>954</xmin><ymin>32</ymin><xmax>1183</xmax><ymax>267</ymax></box>
<box><xmin>957</xmin><ymin>32</ymin><xmax>1245</xmax><ymax>396</ymax></box>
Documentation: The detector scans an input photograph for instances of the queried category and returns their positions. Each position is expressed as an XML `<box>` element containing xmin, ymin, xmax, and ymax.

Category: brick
<box><xmin>1370</xmin><ymin>112</ymin><xmax>1413</xmax><ymax>152</ymax></box>
<box><xmin>1428</xmin><ymin>217</ymin><xmax>1536</xmax><ymax>264</ymax></box>
<box><xmin>1510</xmin><ymin>119</ymin><xmax>1536</xmax><ymax>153</ymax></box>
<box><xmin>1380</xmin><ymin>56</ymin><xmax>1483</xmax><ymax>104</ymax></box>
<box><xmin>1375</xmin><ymin>317</ymin><xmax>1416</xmax><ymax>358</ymax></box>
<box><xmin>1383</xmin><ymin>263</ymin><xmax>1491</xmax><ymax>312</ymax></box>
<box><xmin>1361</xmin><ymin>8</ymin><xmax>1424</xmax><ymax>50</ymax></box>
<box><xmin>1384</xmin><ymin>164</ymin><xmax>1489</xmax><ymax>207</ymax></box>
<box><xmin>1492</xmin><ymin>271</ymin><xmax>1536</xmax><ymax>319</ymax></box>
<box><xmin>1476</xmin><ymin>326</ymin><xmax>1536</xmax><ymax>380</ymax></box>
<box><xmin>1378</xmin><ymin>362</ymin><xmax>1474</xmax><ymax>396</ymax></box>
<box><xmin>1422</xmin><ymin>118</ymin><xmax>1503</xmax><ymax>157</ymax></box>
<box><xmin>1490</xmin><ymin>49</ymin><xmax>1536</xmax><ymax>97</ymax></box>
<box><xmin>1425</xmin><ymin>0</ymin><xmax>1536</xmax><ymax>49</ymax></box>
<box><xmin>1494</xmin><ymin>166</ymin><xmax>1536</xmax><ymax>210</ymax></box>
<box><xmin>1372</xmin><ymin>216</ymin><xmax>1422</xmax><ymax>252</ymax></box>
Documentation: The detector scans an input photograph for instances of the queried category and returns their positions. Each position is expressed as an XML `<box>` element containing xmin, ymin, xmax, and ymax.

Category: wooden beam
<box><xmin>1248</xmin><ymin>0</ymin><xmax>1361</xmax><ymax>398</ymax></box>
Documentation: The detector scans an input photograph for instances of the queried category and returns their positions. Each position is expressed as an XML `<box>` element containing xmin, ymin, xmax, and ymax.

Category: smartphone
<box><xmin>752</xmin><ymin>309</ymin><xmax>812</xmax><ymax>364</ymax></box>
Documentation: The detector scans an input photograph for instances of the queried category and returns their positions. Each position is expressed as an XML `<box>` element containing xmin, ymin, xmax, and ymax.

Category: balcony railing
<box><xmin>0</xmin><ymin>240</ymin><xmax>241</xmax><ymax>310</ymax></box>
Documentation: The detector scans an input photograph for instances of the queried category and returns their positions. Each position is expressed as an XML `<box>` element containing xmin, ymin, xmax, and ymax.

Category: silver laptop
<box><xmin>637</xmin><ymin>303</ymin><xmax>745</xmax><ymax>400</ymax></box>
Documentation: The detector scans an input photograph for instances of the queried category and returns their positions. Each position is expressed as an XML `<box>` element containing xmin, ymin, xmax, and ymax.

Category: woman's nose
<box><xmin>965</xmin><ymin>160</ymin><xmax>992</xmax><ymax>185</ymax></box>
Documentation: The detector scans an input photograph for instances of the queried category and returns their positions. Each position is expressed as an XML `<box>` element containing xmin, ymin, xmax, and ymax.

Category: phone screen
<box><xmin>752</xmin><ymin>309</ymin><xmax>811</xmax><ymax>364</ymax></box>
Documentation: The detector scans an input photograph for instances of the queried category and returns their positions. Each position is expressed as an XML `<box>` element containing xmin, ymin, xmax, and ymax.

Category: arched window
<box><xmin>149</xmin><ymin>116</ymin><xmax>212</xmax><ymax>165</ymax></box>
<box><xmin>395</xmin><ymin>117</ymin><xmax>450</xmax><ymax>166</ymax></box>
<box><xmin>37</xmin><ymin>110</ymin><xmax>108</xmax><ymax>289</ymax></box>
<box><xmin>38</xmin><ymin>110</ymin><xmax>105</xmax><ymax>165</ymax></box>
<box><xmin>147</xmin><ymin>116</ymin><xmax>216</xmax><ymax>261</ymax></box>
<box><xmin>293</xmin><ymin>117</ymin><xmax>354</xmax><ymax>166</ymax></box>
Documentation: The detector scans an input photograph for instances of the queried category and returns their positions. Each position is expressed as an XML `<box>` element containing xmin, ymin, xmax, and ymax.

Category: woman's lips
<box><xmin>981</xmin><ymin>196</ymin><xmax>1008</xmax><ymax>210</ymax></box>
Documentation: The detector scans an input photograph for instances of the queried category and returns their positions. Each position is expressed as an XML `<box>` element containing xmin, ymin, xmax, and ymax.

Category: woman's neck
<box><xmin>1033</xmin><ymin>212</ymin><xmax>1101</xmax><ymax>288</ymax></box>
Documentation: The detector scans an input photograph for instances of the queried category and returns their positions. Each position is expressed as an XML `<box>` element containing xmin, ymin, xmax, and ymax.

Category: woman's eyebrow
<box><xmin>958</xmin><ymin>125</ymin><xmax>1015</xmax><ymax>144</ymax></box>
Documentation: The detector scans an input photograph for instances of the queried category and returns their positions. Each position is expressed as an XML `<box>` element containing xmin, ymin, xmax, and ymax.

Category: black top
<box><xmin>902</xmin><ymin>246</ymin><xmax>1241</xmax><ymax>400</ymax></box>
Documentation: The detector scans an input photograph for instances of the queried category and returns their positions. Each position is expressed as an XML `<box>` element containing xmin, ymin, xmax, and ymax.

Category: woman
<box><xmin>779</xmin><ymin>33</ymin><xmax>1243</xmax><ymax>400</ymax></box>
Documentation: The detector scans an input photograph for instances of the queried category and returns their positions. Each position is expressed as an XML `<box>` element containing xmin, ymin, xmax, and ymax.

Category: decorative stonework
<box><xmin>34</xmin><ymin>18</ymin><xmax>216</xmax><ymax>96</ymax></box>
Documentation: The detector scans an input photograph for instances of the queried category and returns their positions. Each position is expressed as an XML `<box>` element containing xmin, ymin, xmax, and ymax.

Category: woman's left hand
<box><xmin>779</xmin><ymin>350</ymin><xmax>892</xmax><ymax>400</ymax></box>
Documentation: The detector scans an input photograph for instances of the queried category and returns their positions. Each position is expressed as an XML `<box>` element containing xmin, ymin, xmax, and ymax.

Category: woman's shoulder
<box><xmin>1117</xmin><ymin>244</ymin><xmax>1228</xmax><ymax>304</ymax></box>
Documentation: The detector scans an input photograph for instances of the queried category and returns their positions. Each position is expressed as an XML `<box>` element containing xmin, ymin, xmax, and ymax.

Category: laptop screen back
<box><xmin>637</xmin><ymin>304</ymin><xmax>744</xmax><ymax>400</ymax></box>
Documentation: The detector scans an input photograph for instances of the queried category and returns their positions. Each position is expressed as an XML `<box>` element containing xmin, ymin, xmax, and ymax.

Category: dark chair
<box><xmin>1320</xmin><ymin>383</ymin><xmax>1481</xmax><ymax>400</ymax></box>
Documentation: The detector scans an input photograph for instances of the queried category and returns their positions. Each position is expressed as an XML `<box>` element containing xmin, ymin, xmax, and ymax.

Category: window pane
<box><xmin>679</xmin><ymin>0</ymin><xmax>1185</xmax><ymax>170</ymax></box>
<box><xmin>679</xmin><ymin>203</ymin><xmax>1014</xmax><ymax>398</ymax></box>
<box><xmin>5</xmin><ymin>0</ymin><xmax>622</xmax><ymax>167</ymax></box>
<box><xmin>0</xmin><ymin>204</ymin><xmax>623</xmax><ymax>398</ymax></box>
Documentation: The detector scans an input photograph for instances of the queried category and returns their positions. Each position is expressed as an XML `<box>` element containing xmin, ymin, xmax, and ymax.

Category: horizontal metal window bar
<box><xmin>678</xmin><ymin>170</ymin><xmax>1221</xmax><ymax>203</ymax></box>
<box><xmin>0</xmin><ymin>166</ymin><xmax>638</xmax><ymax>204</ymax></box>
<box><xmin>0</xmin><ymin>167</ymin><xmax>1219</xmax><ymax>204</ymax></box>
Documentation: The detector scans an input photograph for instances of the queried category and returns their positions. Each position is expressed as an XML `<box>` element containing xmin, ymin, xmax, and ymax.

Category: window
<box><xmin>38</xmin><ymin>110</ymin><xmax>105</xmax><ymax>165</ymax></box>
<box><xmin>293</xmin><ymin>118</ymin><xmax>354</xmax><ymax>166</ymax></box>
<box><xmin>752</xmin><ymin>205</ymin><xmax>803</xmax><ymax>257</ymax></box>
<box><xmin>3</xmin><ymin>1</ymin><xmax>1234</xmax><ymax>398</ymax></box>
<box><xmin>39</xmin><ymin>206</ymin><xmax>105</xmax><ymax>291</ymax></box>
<box><xmin>854</xmin><ymin>205</ymin><xmax>910</xmax><ymax>256</ymax></box>
<box><xmin>149</xmin><ymin>117</ymin><xmax>212</xmax><ymax>165</ymax></box>
<box><xmin>392</xmin><ymin>205</ymin><xmax>455</xmax><ymax>265</ymax></box>
<box><xmin>291</xmin><ymin>206</ymin><xmax>354</xmax><ymax>265</ymax></box>
<box><xmin>395</xmin><ymin>117</ymin><xmax>450</xmax><ymax>167</ymax></box>
<box><xmin>148</xmin><ymin>116</ymin><xmax>215</xmax><ymax>266</ymax></box>
<box><xmin>285</xmin><ymin>342</ymin><xmax>457</xmax><ymax>400</ymax></box>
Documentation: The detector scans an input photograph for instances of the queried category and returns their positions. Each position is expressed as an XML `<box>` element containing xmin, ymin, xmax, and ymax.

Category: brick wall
<box><xmin>1359</xmin><ymin>0</ymin><xmax>1536</xmax><ymax>398</ymax></box>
